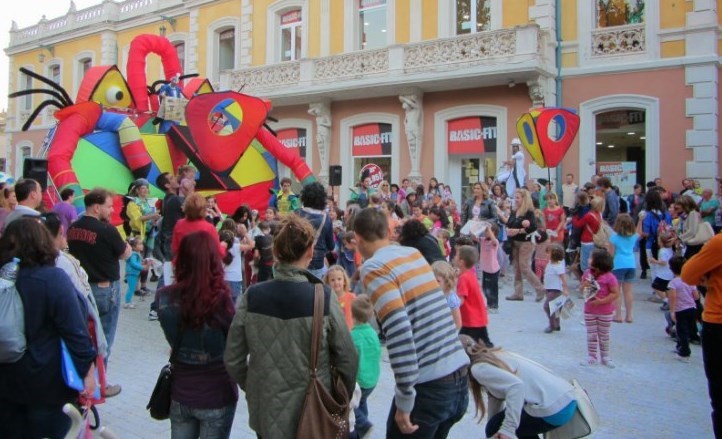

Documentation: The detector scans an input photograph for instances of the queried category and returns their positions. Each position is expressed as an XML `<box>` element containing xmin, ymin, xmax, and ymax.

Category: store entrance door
<box><xmin>449</xmin><ymin>156</ymin><xmax>481</xmax><ymax>205</ymax></box>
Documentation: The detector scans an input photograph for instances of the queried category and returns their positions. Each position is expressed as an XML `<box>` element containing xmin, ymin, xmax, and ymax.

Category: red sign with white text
<box><xmin>352</xmin><ymin>123</ymin><xmax>392</xmax><ymax>157</ymax></box>
<box><xmin>447</xmin><ymin>117</ymin><xmax>498</xmax><ymax>154</ymax></box>
<box><xmin>360</xmin><ymin>163</ymin><xmax>384</xmax><ymax>188</ymax></box>
<box><xmin>276</xmin><ymin>128</ymin><xmax>307</xmax><ymax>160</ymax></box>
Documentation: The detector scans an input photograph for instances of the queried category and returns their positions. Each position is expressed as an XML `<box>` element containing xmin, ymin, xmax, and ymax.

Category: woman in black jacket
<box><xmin>399</xmin><ymin>219</ymin><xmax>446</xmax><ymax>265</ymax></box>
<box><xmin>0</xmin><ymin>218</ymin><xmax>96</xmax><ymax>438</ymax></box>
<box><xmin>501</xmin><ymin>189</ymin><xmax>547</xmax><ymax>302</ymax></box>
<box><xmin>461</xmin><ymin>182</ymin><xmax>498</xmax><ymax>230</ymax></box>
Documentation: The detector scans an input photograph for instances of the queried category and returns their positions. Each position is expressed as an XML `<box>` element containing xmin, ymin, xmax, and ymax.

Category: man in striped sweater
<box><xmin>354</xmin><ymin>208</ymin><xmax>470</xmax><ymax>438</ymax></box>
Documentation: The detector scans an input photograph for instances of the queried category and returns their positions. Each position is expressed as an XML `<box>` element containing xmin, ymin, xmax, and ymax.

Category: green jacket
<box><xmin>224</xmin><ymin>264</ymin><xmax>358</xmax><ymax>439</ymax></box>
<box><xmin>351</xmin><ymin>323</ymin><xmax>382</xmax><ymax>389</ymax></box>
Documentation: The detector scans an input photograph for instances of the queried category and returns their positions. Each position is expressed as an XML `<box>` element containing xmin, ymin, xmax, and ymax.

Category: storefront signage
<box><xmin>598</xmin><ymin>161</ymin><xmax>636</xmax><ymax>196</ymax></box>
<box><xmin>447</xmin><ymin>116</ymin><xmax>497</xmax><ymax>154</ymax></box>
<box><xmin>360</xmin><ymin>0</ymin><xmax>385</xmax><ymax>9</ymax></box>
<box><xmin>596</xmin><ymin>110</ymin><xmax>645</xmax><ymax>129</ymax></box>
<box><xmin>360</xmin><ymin>163</ymin><xmax>384</xmax><ymax>188</ymax></box>
<box><xmin>281</xmin><ymin>10</ymin><xmax>302</xmax><ymax>25</ymax></box>
<box><xmin>352</xmin><ymin>123</ymin><xmax>392</xmax><ymax>157</ymax></box>
<box><xmin>276</xmin><ymin>128</ymin><xmax>307</xmax><ymax>159</ymax></box>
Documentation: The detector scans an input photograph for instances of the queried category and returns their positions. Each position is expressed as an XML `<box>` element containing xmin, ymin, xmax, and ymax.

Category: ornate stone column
<box><xmin>526</xmin><ymin>77</ymin><xmax>545</xmax><ymax>108</ymax></box>
<box><xmin>308</xmin><ymin>102</ymin><xmax>331</xmax><ymax>184</ymax></box>
<box><xmin>400</xmin><ymin>92</ymin><xmax>423</xmax><ymax>184</ymax></box>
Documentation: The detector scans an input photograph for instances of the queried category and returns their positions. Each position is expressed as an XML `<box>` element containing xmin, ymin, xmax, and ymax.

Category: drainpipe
<box><xmin>555</xmin><ymin>0</ymin><xmax>563</xmax><ymax>197</ymax></box>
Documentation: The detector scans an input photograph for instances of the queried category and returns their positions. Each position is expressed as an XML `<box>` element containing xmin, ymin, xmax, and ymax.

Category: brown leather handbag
<box><xmin>295</xmin><ymin>284</ymin><xmax>350</xmax><ymax>439</ymax></box>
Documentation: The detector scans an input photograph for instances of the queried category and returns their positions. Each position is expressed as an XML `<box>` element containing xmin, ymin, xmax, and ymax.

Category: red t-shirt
<box><xmin>456</xmin><ymin>268</ymin><xmax>488</xmax><ymax>328</ymax></box>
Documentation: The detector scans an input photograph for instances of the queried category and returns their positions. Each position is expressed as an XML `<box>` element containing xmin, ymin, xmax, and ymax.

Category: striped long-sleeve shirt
<box><xmin>360</xmin><ymin>245</ymin><xmax>469</xmax><ymax>413</ymax></box>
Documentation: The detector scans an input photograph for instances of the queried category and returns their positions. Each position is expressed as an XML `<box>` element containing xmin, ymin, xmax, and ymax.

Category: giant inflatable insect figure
<box><xmin>10</xmin><ymin>34</ymin><xmax>314</xmax><ymax>223</ymax></box>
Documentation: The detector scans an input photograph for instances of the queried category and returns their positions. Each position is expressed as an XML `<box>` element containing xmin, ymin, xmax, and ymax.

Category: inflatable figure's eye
<box><xmin>106</xmin><ymin>87</ymin><xmax>124</xmax><ymax>105</ymax></box>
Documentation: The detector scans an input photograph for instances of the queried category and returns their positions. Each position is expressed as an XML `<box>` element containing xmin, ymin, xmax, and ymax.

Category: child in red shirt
<box><xmin>454</xmin><ymin>245</ymin><xmax>494</xmax><ymax>347</ymax></box>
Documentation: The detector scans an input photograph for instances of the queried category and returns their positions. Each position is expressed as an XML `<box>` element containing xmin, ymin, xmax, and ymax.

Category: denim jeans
<box><xmin>580</xmin><ymin>242</ymin><xmax>595</xmax><ymax>273</ymax></box>
<box><xmin>226</xmin><ymin>281</ymin><xmax>243</xmax><ymax>304</ymax></box>
<box><xmin>354</xmin><ymin>386</ymin><xmax>375</xmax><ymax>429</ymax></box>
<box><xmin>170</xmin><ymin>400</ymin><xmax>236</xmax><ymax>439</ymax></box>
<box><xmin>485</xmin><ymin>408</ymin><xmax>557</xmax><ymax>439</ymax></box>
<box><xmin>91</xmin><ymin>280</ymin><xmax>120</xmax><ymax>362</ymax></box>
<box><xmin>386</xmin><ymin>370</ymin><xmax>468</xmax><ymax>438</ymax></box>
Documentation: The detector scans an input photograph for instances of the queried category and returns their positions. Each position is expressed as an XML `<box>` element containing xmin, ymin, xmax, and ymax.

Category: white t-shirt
<box><xmin>656</xmin><ymin>247</ymin><xmax>674</xmax><ymax>281</ymax></box>
<box><xmin>543</xmin><ymin>261</ymin><xmax>566</xmax><ymax>291</ymax></box>
<box><xmin>224</xmin><ymin>239</ymin><xmax>244</xmax><ymax>282</ymax></box>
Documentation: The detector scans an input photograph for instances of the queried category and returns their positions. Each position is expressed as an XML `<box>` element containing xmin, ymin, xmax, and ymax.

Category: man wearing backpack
<box><xmin>67</xmin><ymin>188</ymin><xmax>131</xmax><ymax>397</ymax></box>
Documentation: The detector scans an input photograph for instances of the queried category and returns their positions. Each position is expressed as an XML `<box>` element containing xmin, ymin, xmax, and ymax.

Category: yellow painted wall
<box><xmin>503</xmin><ymin>0</ymin><xmax>531</xmax><ymax>28</ymax></box>
<box><xmin>561</xmin><ymin>52</ymin><xmax>577</xmax><ymax>68</ymax></box>
<box><xmin>330</xmin><ymin>0</ymin><xmax>345</xmax><ymax>54</ymax></box>
<box><xmin>561</xmin><ymin>0</ymin><xmax>577</xmax><ymax>41</ymax></box>
<box><xmin>422</xmin><ymin>0</ymin><xmax>438</xmax><ymax>40</ymax></box>
<box><xmin>661</xmin><ymin>40</ymin><xmax>685</xmax><ymax>58</ymax></box>
<box><xmin>660</xmin><ymin>0</ymin><xmax>688</xmax><ymax>29</ymax></box>
<box><xmin>307</xmin><ymin>0</ymin><xmax>321</xmax><ymax>58</ymax></box>
<box><xmin>198</xmin><ymin>0</ymin><xmax>243</xmax><ymax>70</ymax></box>
<box><xmin>396</xmin><ymin>0</ymin><xmax>411</xmax><ymax>44</ymax></box>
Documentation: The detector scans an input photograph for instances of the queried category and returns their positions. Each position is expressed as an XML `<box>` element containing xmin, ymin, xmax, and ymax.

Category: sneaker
<box><xmin>505</xmin><ymin>295</ymin><xmax>524</xmax><ymax>301</ymax></box>
<box><xmin>660</xmin><ymin>302</ymin><xmax>670</xmax><ymax>311</ymax></box>
<box><xmin>580</xmin><ymin>358</ymin><xmax>597</xmax><ymax>366</ymax></box>
<box><xmin>544</xmin><ymin>327</ymin><xmax>554</xmax><ymax>334</ymax></box>
<box><xmin>488</xmin><ymin>308</ymin><xmax>499</xmax><ymax>314</ymax></box>
<box><xmin>676</xmin><ymin>355</ymin><xmax>690</xmax><ymax>363</ymax></box>
<box><xmin>647</xmin><ymin>295</ymin><xmax>664</xmax><ymax>304</ymax></box>
<box><xmin>148</xmin><ymin>310</ymin><xmax>158</xmax><ymax>321</ymax></box>
<box><xmin>535</xmin><ymin>293</ymin><xmax>545</xmax><ymax>303</ymax></box>
<box><xmin>602</xmin><ymin>359</ymin><xmax>616</xmax><ymax>369</ymax></box>
<box><xmin>105</xmin><ymin>384</ymin><xmax>122</xmax><ymax>398</ymax></box>
<box><xmin>150</xmin><ymin>272</ymin><xmax>159</xmax><ymax>282</ymax></box>
<box><xmin>123</xmin><ymin>303</ymin><xmax>136</xmax><ymax>309</ymax></box>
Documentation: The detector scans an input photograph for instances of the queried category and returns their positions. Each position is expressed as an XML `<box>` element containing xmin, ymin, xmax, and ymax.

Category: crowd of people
<box><xmin>0</xmin><ymin>156</ymin><xmax>721</xmax><ymax>438</ymax></box>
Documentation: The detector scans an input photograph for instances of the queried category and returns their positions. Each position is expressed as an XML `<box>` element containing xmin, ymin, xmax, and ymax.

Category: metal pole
<box><xmin>555</xmin><ymin>0</ymin><xmax>563</xmax><ymax>198</ymax></box>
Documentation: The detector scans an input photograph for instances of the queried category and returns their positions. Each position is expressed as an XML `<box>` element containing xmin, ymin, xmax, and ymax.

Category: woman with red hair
<box><xmin>171</xmin><ymin>193</ymin><xmax>225</xmax><ymax>261</ymax></box>
<box><xmin>156</xmin><ymin>231</ymin><xmax>238</xmax><ymax>437</ymax></box>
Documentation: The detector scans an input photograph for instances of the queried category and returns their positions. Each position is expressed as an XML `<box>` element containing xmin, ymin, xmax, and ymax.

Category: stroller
<box><xmin>63</xmin><ymin>403</ymin><xmax>118</xmax><ymax>439</ymax></box>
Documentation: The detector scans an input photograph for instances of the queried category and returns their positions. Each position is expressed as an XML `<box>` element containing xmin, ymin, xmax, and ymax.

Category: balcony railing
<box><xmin>591</xmin><ymin>23</ymin><xmax>645</xmax><ymax>57</ymax></box>
<box><xmin>9</xmin><ymin>0</ymin><xmax>183</xmax><ymax>47</ymax></box>
<box><xmin>227</xmin><ymin>25</ymin><xmax>542</xmax><ymax>94</ymax></box>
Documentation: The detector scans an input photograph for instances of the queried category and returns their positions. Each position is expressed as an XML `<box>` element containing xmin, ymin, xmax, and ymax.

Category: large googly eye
<box><xmin>105</xmin><ymin>86</ymin><xmax>124</xmax><ymax>105</ymax></box>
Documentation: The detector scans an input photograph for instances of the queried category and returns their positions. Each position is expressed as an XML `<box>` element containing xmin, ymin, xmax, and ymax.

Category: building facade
<box><xmin>4</xmin><ymin>0</ymin><xmax>721</xmax><ymax>205</ymax></box>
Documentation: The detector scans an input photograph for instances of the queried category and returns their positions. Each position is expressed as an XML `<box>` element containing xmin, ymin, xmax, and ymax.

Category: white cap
<box><xmin>511</xmin><ymin>138</ymin><xmax>521</xmax><ymax>145</ymax></box>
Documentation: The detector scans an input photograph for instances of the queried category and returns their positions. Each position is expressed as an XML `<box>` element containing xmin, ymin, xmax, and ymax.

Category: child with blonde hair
<box><xmin>431</xmin><ymin>260</ymin><xmax>462</xmax><ymax>329</ymax></box>
<box><xmin>324</xmin><ymin>265</ymin><xmax>355</xmax><ymax>329</ymax></box>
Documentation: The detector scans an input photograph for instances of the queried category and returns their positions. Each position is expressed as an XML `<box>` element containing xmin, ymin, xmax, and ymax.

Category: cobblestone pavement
<box><xmin>95</xmin><ymin>273</ymin><xmax>712</xmax><ymax>438</ymax></box>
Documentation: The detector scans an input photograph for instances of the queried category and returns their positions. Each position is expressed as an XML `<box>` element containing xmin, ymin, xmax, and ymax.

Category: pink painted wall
<box><xmin>562</xmin><ymin>67</ymin><xmax>694</xmax><ymax>186</ymax></box>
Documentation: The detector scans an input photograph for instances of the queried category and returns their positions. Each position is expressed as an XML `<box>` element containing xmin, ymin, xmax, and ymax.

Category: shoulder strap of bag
<box><xmin>309</xmin><ymin>284</ymin><xmax>324</xmax><ymax>374</ymax></box>
<box><xmin>311</xmin><ymin>212</ymin><xmax>328</xmax><ymax>249</ymax></box>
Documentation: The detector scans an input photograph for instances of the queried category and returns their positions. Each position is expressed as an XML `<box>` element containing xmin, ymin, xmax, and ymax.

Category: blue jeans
<box><xmin>91</xmin><ymin>280</ymin><xmax>120</xmax><ymax>362</ymax></box>
<box><xmin>386</xmin><ymin>370</ymin><xmax>468</xmax><ymax>438</ymax></box>
<box><xmin>354</xmin><ymin>386</ymin><xmax>375</xmax><ymax>429</ymax></box>
<box><xmin>170</xmin><ymin>400</ymin><xmax>236</xmax><ymax>439</ymax></box>
<box><xmin>580</xmin><ymin>243</ymin><xmax>594</xmax><ymax>273</ymax></box>
<box><xmin>485</xmin><ymin>408</ymin><xmax>557</xmax><ymax>439</ymax></box>
<box><xmin>226</xmin><ymin>281</ymin><xmax>243</xmax><ymax>304</ymax></box>
<box><xmin>308</xmin><ymin>266</ymin><xmax>327</xmax><ymax>280</ymax></box>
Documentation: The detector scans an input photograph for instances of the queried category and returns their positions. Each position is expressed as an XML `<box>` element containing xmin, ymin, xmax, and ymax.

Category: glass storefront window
<box><xmin>280</xmin><ymin>10</ymin><xmax>302</xmax><ymax>61</ymax></box>
<box><xmin>359</xmin><ymin>0</ymin><xmax>386</xmax><ymax>50</ymax></box>
<box><xmin>597</xmin><ymin>0</ymin><xmax>645</xmax><ymax>27</ymax></box>
<box><xmin>456</xmin><ymin>0</ymin><xmax>491</xmax><ymax>35</ymax></box>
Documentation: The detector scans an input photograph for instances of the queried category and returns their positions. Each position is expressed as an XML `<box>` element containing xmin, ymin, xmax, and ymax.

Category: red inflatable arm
<box><xmin>256</xmin><ymin>127</ymin><xmax>313</xmax><ymax>183</ymax></box>
<box><xmin>126</xmin><ymin>34</ymin><xmax>182</xmax><ymax>113</ymax></box>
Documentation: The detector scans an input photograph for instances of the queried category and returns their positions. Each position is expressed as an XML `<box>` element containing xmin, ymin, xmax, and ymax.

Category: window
<box><xmin>359</xmin><ymin>0</ymin><xmax>386</xmax><ymax>50</ymax></box>
<box><xmin>49</xmin><ymin>64</ymin><xmax>61</xmax><ymax>85</ymax></box>
<box><xmin>15</xmin><ymin>144</ymin><xmax>32</xmax><ymax>178</ymax></box>
<box><xmin>174</xmin><ymin>42</ymin><xmax>186</xmax><ymax>71</ymax></box>
<box><xmin>597</xmin><ymin>0</ymin><xmax>644</xmax><ymax>27</ymax></box>
<box><xmin>80</xmin><ymin>58</ymin><xmax>92</xmax><ymax>75</ymax></box>
<box><xmin>456</xmin><ymin>0</ymin><xmax>491</xmax><ymax>35</ymax></box>
<box><xmin>280</xmin><ymin>9</ymin><xmax>302</xmax><ymax>61</ymax></box>
<box><xmin>22</xmin><ymin>72</ymin><xmax>32</xmax><ymax>111</ymax></box>
<box><xmin>218</xmin><ymin>29</ymin><xmax>235</xmax><ymax>71</ymax></box>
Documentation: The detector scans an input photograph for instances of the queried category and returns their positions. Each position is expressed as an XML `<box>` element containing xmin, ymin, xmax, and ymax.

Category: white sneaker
<box><xmin>148</xmin><ymin>310</ymin><xmax>158</xmax><ymax>321</ymax></box>
<box><xmin>580</xmin><ymin>358</ymin><xmax>597</xmax><ymax>367</ymax></box>
<box><xmin>676</xmin><ymin>355</ymin><xmax>690</xmax><ymax>363</ymax></box>
<box><xmin>602</xmin><ymin>359</ymin><xmax>616</xmax><ymax>369</ymax></box>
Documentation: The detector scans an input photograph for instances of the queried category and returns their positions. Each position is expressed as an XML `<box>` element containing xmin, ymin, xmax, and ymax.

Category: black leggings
<box><xmin>485</xmin><ymin>408</ymin><xmax>557</xmax><ymax>439</ymax></box>
<box><xmin>460</xmin><ymin>326</ymin><xmax>493</xmax><ymax>348</ymax></box>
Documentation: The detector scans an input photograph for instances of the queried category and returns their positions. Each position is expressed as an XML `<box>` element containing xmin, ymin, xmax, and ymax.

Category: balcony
<box><xmin>8</xmin><ymin>0</ymin><xmax>183</xmax><ymax>48</ymax></box>
<box><xmin>225</xmin><ymin>25</ymin><xmax>549</xmax><ymax>105</ymax></box>
<box><xmin>591</xmin><ymin>23</ymin><xmax>645</xmax><ymax>57</ymax></box>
